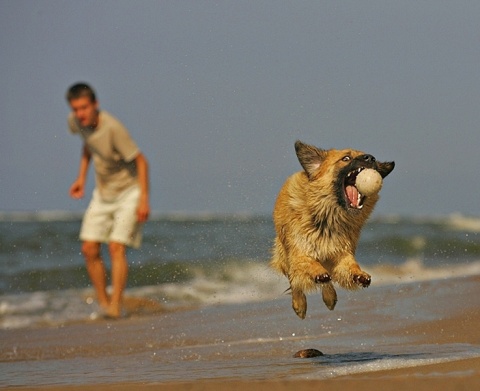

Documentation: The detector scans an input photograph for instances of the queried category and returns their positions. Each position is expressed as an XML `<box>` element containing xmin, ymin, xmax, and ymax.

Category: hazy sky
<box><xmin>1</xmin><ymin>1</ymin><xmax>480</xmax><ymax>217</ymax></box>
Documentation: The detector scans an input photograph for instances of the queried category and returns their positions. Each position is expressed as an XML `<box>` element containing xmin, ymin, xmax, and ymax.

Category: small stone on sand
<box><xmin>293</xmin><ymin>348</ymin><xmax>324</xmax><ymax>358</ymax></box>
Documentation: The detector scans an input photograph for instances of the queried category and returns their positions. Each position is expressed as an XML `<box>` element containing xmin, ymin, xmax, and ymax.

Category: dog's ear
<box><xmin>376</xmin><ymin>161</ymin><xmax>395</xmax><ymax>178</ymax></box>
<box><xmin>295</xmin><ymin>141</ymin><xmax>327</xmax><ymax>179</ymax></box>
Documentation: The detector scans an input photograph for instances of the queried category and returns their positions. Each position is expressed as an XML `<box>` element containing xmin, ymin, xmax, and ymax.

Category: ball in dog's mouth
<box><xmin>355</xmin><ymin>168</ymin><xmax>383</xmax><ymax>196</ymax></box>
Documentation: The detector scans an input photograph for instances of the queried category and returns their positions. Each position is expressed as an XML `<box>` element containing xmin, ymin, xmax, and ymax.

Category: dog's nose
<box><xmin>362</xmin><ymin>154</ymin><xmax>376</xmax><ymax>163</ymax></box>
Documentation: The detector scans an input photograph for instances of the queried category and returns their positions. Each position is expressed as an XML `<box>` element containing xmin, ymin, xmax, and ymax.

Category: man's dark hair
<box><xmin>66</xmin><ymin>82</ymin><xmax>97</xmax><ymax>103</ymax></box>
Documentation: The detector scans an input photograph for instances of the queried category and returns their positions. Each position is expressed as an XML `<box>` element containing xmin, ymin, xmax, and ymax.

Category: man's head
<box><xmin>66</xmin><ymin>82</ymin><xmax>99</xmax><ymax>128</ymax></box>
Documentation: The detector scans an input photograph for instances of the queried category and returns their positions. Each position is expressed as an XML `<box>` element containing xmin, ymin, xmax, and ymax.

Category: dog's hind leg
<box><xmin>288</xmin><ymin>255</ymin><xmax>331</xmax><ymax>318</ymax></box>
<box><xmin>291</xmin><ymin>288</ymin><xmax>307</xmax><ymax>319</ymax></box>
<box><xmin>321</xmin><ymin>282</ymin><xmax>337</xmax><ymax>310</ymax></box>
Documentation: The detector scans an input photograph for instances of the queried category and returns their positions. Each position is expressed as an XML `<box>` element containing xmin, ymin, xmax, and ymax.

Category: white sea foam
<box><xmin>369</xmin><ymin>258</ymin><xmax>480</xmax><ymax>285</ymax></box>
<box><xmin>295</xmin><ymin>345</ymin><xmax>480</xmax><ymax>379</ymax></box>
<box><xmin>132</xmin><ymin>262</ymin><xmax>287</xmax><ymax>307</ymax></box>
<box><xmin>443</xmin><ymin>213</ymin><xmax>480</xmax><ymax>232</ymax></box>
<box><xmin>1</xmin><ymin>259</ymin><xmax>479</xmax><ymax>330</ymax></box>
<box><xmin>0</xmin><ymin>210</ymin><xmax>85</xmax><ymax>222</ymax></box>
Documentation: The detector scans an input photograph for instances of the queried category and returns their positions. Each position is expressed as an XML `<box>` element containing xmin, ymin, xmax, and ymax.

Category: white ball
<box><xmin>355</xmin><ymin>168</ymin><xmax>383</xmax><ymax>196</ymax></box>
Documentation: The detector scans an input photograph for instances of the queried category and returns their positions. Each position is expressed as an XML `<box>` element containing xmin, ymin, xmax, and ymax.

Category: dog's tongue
<box><xmin>346</xmin><ymin>185</ymin><xmax>360</xmax><ymax>208</ymax></box>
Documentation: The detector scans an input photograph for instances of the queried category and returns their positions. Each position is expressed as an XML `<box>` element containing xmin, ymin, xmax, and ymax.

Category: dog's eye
<box><xmin>342</xmin><ymin>156</ymin><xmax>351</xmax><ymax>162</ymax></box>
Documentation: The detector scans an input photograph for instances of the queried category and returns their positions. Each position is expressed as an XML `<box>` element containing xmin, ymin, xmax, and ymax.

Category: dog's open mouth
<box><xmin>344</xmin><ymin>168</ymin><xmax>366</xmax><ymax>209</ymax></box>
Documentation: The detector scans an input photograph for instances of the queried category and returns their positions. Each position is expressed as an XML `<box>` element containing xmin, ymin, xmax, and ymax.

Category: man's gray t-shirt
<box><xmin>69</xmin><ymin>110</ymin><xmax>140</xmax><ymax>202</ymax></box>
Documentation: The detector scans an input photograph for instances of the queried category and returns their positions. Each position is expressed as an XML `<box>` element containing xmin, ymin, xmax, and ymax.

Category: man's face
<box><xmin>69</xmin><ymin>96</ymin><xmax>99</xmax><ymax>128</ymax></box>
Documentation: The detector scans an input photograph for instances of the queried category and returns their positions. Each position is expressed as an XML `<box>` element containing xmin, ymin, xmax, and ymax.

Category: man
<box><xmin>67</xmin><ymin>82</ymin><xmax>150</xmax><ymax>319</ymax></box>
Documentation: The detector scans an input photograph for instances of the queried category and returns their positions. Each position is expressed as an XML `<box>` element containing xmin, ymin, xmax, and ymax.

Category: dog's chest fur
<box><xmin>274</xmin><ymin>171</ymin><xmax>377</xmax><ymax>263</ymax></box>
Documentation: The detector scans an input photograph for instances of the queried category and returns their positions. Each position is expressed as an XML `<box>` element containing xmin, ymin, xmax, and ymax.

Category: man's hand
<box><xmin>137</xmin><ymin>196</ymin><xmax>150</xmax><ymax>222</ymax></box>
<box><xmin>69</xmin><ymin>179</ymin><xmax>85</xmax><ymax>199</ymax></box>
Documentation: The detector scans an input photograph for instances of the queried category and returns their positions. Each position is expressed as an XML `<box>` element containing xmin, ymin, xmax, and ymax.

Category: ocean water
<box><xmin>1</xmin><ymin>212</ymin><xmax>480</xmax><ymax>387</ymax></box>
<box><xmin>1</xmin><ymin>211</ymin><xmax>480</xmax><ymax>330</ymax></box>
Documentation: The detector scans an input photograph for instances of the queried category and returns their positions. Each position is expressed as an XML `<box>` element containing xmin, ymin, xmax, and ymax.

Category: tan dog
<box><xmin>271</xmin><ymin>141</ymin><xmax>394</xmax><ymax>319</ymax></box>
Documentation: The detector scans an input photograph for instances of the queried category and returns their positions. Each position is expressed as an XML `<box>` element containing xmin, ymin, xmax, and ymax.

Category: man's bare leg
<box><xmin>107</xmin><ymin>242</ymin><xmax>128</xmax><ymax>318</ymax></box>
<box><xmin>82</xmin><ymin>241</ymin><xmax>109</xmax><ymax>309</ymax></box>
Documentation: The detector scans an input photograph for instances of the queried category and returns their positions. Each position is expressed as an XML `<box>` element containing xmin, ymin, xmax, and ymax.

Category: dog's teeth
<box><xmin>356</xmin><ymin>193</ymin><xmax>364</xmax><ymax>210</ymax></box>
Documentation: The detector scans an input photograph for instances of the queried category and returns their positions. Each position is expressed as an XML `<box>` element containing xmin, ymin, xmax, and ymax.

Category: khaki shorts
<box><xmin>80</xmin><ymin>186</ymin><xmax>143</xmax><ymax>248</ymax></box>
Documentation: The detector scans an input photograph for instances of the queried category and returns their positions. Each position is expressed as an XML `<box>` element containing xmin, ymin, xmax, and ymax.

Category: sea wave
<box><xmin>1</xmin><ymin>258</ymin><xmax>479</xmax><ymax>330</ymax></box>
<box><xmin>2</xmin><ymin>210</ymin><xmax>480</xmax><ymax>227</ymax></box>
<box><xmin>373</xmin><ymin>213</ymin><xmax>480</xmax><ymax>233</ymax></box>
<box><xmin>0</xmin><ymin>210</ymin><xmax>84</xmax><ymax>222</ymax></box>
<box><xmin>0</xmin><ymin>210</ymin><xmax>261</xmax><ymax>223</ymax></box>
<box><xmin>369</xmin><ymin>258</ymin><xmax>480</xmax><ymax>285</ymax></box>
<box><xmin>2</xmin><ymin>212</ymin><xmax>480</xmax><ymax>330</ymax></box>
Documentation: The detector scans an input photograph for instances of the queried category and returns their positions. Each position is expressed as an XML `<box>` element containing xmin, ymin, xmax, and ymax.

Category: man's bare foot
<box><xmin>98</xmin><ymin>300</ymin><xmax>110</xmax><ymax>311</ymax></box>
<box><xmin>104</xmin><ymin>303</ymin><xmax>122</xmax><ymax>319</ymax></box>
<box><xmin>97</xmin><ymin>293</ymin><xmax>111</xmax><ymax>311</ymax></box>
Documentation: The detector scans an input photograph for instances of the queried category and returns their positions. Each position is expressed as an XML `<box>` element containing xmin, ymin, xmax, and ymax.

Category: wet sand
<box><xmin>2</xmin><ymin>275</ymin><xmax>480</xmax><ymax>390</ymax></box>
<box><xmin>8</xmin><ymin>357</ymin><xmax>480</xmax><ymax>391</ymax></box>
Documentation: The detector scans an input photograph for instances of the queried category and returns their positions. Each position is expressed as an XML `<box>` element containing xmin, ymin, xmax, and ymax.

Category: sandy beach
<box><xmin>2</xmin><ymin>275</ymin><xmax>479</xmax><ymax>390</ymax></box>
<box><xmin>6</xmin><ymin>357</ymin><xmax>480</xmax><ymax>391</ymax></box>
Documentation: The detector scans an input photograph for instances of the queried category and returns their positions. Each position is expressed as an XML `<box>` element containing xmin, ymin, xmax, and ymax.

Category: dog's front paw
<box><xmin>314</xmin><ymin>273</ymin><xmax>331</xmax><ymax>284</ymax></box>
<box><xmin>353</xmin><ymin>273</ymin><xmax>371</xmax><ymax>287</ymax></box>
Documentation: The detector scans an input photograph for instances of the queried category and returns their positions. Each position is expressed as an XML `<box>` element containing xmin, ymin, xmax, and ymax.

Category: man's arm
<box><xmin>135</xmin><ymin>153</ymin><xmax>150</xmax><ymax>222</ymax></box>
<box><xmin>69</xmin><ymin>144</ymin><xmax>91</xmax><ymax>199</ymax></box>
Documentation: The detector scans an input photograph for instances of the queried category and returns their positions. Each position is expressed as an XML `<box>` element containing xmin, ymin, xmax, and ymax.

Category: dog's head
<box><xmin>295</xmin><ymin>140</ymin><xmax>395</xmax><ymax>211</ymax></box>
